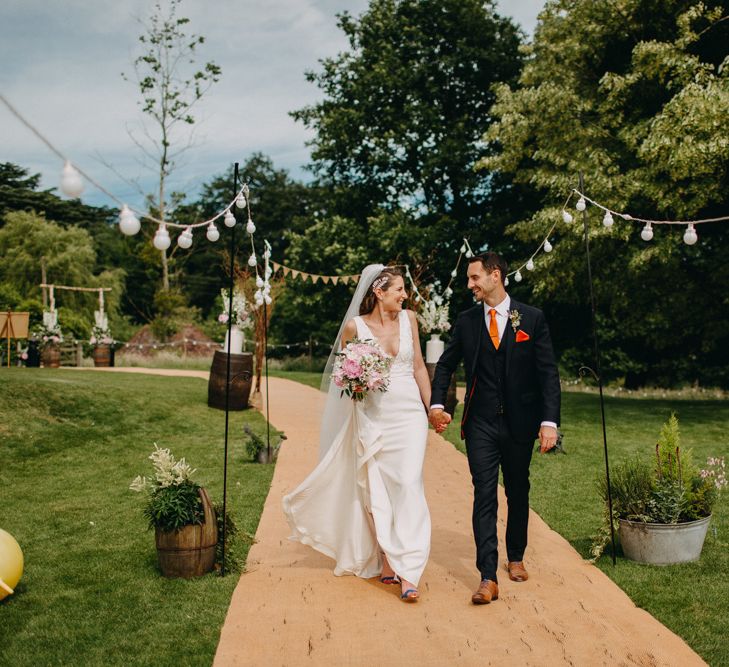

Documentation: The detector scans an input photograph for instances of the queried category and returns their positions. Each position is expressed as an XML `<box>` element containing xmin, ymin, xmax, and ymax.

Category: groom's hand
<box><xmin>539</xmin><ymin>425</ymin><xmax>558</xmax><ymax>453</ymax></box>
<box><xmin>428</xmin><ymin>408</ymin><xmax>451</xmax><ymax>433</ymax></box>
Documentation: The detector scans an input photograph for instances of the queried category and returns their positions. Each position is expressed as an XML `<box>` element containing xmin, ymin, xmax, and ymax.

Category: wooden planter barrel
<box><xmin>92</xmin><ymin>345</ymin><xmax>112</xmax><ymax>367</ymax></box>
<box><xmin>155</xmin><ymin>488</ymin><xmax>218</xmax><ymax>578</ymax></box>
<box><xmin>208</xmin><ymin>350</ymin><xmax>253</xmax><ymax>411</ymax></box>
<box><xmin>42</xmin><ymin>345</ymin><xmax>60</xmax><ymax>368</ymax></box>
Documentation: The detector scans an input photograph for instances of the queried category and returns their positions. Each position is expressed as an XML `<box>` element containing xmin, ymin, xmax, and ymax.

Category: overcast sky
<box><xmin>0</xmin><ymin>0</ymin><xmax>543</xmax><ymax>209</ymax></box>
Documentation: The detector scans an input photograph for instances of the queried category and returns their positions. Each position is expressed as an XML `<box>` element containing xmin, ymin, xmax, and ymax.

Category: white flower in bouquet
<box><xmin>417</xmin><ymin>297</ymin><xmax>451</xmax><ymax>334</ymax></box>
<box><xmin>332</xmin><ymin>338</ymin><xmax>393</xmax><ymax>401</ymax></box>
<box><xmin>219</xmin><ymin>288</ymin><xmax>253</xmax><ymax>330</ymax></box>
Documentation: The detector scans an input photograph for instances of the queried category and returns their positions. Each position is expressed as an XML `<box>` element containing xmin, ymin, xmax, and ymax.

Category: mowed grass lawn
<box><xmin>0</xmin><ymin>368</ymin><xmax>274</xmax><ymax>667</ymax></box>
<box><xmin>440</xmin><ymin>390</ymin><xmax>729</xmax><ymax>667</ymax></box>
<box><xmin>271</xmin><ymin>370</ymin><xmax>729</xmax><ymax>666</ymax></box>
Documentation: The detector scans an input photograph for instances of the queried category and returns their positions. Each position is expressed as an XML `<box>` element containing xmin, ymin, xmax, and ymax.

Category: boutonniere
<box><xmin>509</xmin><ymin>309</ymin><xmax>521</xmax><ymax>333</ymax></box>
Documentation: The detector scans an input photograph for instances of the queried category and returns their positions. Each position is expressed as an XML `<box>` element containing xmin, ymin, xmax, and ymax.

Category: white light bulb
<box><xmin>224</xmin><ymin>210</ymin><xmax>236</xmax><ymax>228</ymax></box>
<box><xmin>602</xmin><ymin>211</ymin><xmax>614</xmax><ymax>228</ymax></box>
<box><xmin>235</xmin><ymin>193</ymin><xmax>247</xmax><ymax>209</ymax></box>
<box><xmin>246</xmin><ymin>219</ymin><xmax>256</xmax><ymax>235</ymax></box>
<box><xmin>451</xmin><ymin>269</ymin><xmax>457</xmax><ymax>278</ymax></box>
<box><xmin>460</xmin><ymin>244</ymin><xmax>466</xmax><ymax>253</ymax></box>
<box><xmin>118</xmin><ymin>205</ymin><xmax>141</xmax><ymax>236</ymax></box>
<box><xmin>543</xmin><ymin>240</ymin><xmax>553</xmax><ymax>253</ymax></box>
<box><xmin>60</xmin><ymin>161</ymin><xmax>84</xmax><ymax>198</ymax></box>
<box><xmin>248</xmin><ymin>253</ymin><xmax>257</xmax><ymax>267</ymax></box>
<box><xmin>640</xmin><ymin>223</ymin><xmax>653</xmax><ymax>242</ymax></box>
<box><xmin>264</xmin><ymin>295</ymin><xmax>272</xmax><ymax>305</ymax></box>
<box><xmin>153</xmin><ymin>225</ymin><xmax>171</xmax><ymax>251</ymax></box>
<box><xmin>562</xmin><ymin>210</ymin><xmax>573</xmax><ymax>224</ymax></box>
<box><xmin>177</xmin><ymin>227</ymin><xmax>193</xmax><ymax>249</ymax></box>
<box><xmin>526</xmin><ymin>259</ymin><xmax>535</xmax><ymax>271</ymax></box>
<box><xmin>255</xmin><ymin>276</ymin><xmax>264</xmax><ymax>288</ymax></box>
<box><xmin>465</xmin><ymin>250</ymin><xmax>473</xmax><ymax>258</ymax></box>
<box><xmin>514</xmin><ymin>270</ymin><xmax>523</xmax><ymax>283</ymax></box>
<box><xmin>576</xmin><ymin>197</ymin><xmax>586</xmax><ymax>212</ymax></box>
<box><xmin>683</xmin><ymin>223</ymin><xmax>698</xmax><ymax>246</ymax></box>
<box><xmin>504</xmin><ymin>277</ymin><xmax>509</xmax><ymax>286</ymax></box>
<box><xmin>444</xmin><ymin>287</ymin><xmax>453</xmax><ymax>297</ymax></box>
<box><xmin>206</xmin><ymin>223</ymin><xmax>219</xmax><ymax>242</ymax></box>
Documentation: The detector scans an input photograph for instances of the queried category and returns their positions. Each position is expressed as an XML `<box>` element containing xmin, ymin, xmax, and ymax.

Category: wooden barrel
<box><xmin>42</xmin><ymin>345</ymin><xmax>60</xmax><ymax>368</ymax></box>
<box><xmin>207</xmin><ymin>350</ymin><xmax>253</xmax><ymax>411</ymax></box>
<box><xmin>155</xmin><ymin>488</ymin><xmax>218</xmax><ymax>578</ymax></box>
<box><xmin>92</xmin><ymin>345</ymin><xmax>111</xmax><ymax>367</ymax></box>
<box><xmin>426</xmin><ymin>363</ymin><xmax>458</xmax><ymax>417</ymax></box>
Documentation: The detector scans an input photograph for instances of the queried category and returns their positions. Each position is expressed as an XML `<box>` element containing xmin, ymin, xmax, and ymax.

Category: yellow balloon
<box><xmin>0</xmin><ymin>528</ymin><xmax>23</xmax><ymax>601</ymax></box>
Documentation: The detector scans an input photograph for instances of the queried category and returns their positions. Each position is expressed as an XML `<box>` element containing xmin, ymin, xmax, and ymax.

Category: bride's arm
<box><xmin>341</xmin><ymin>319</ymin><xmax>357</xmax><ymax>349</ymax></box>
<box><xmin>407</xmin><ymin>310</ymin><xmax>432</xmax><ymax>410</ymax></box>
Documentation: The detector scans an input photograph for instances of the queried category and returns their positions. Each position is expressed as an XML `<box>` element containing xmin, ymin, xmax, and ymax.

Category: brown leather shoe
<box><xmin>471</xmin><ymin>579</ymin><xmax>499</xmax><ymax>605</ymax></box>
<box><xmin>507</xmin><ymin>561</ymin><xmax>529</xmax><ymax>582</ymax></box>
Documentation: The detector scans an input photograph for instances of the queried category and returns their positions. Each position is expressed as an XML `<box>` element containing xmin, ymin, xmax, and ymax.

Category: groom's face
<box><xmin>467</xmin><ymin>263</ymin><xmax>501</xmax><ymax>302</ymax></box>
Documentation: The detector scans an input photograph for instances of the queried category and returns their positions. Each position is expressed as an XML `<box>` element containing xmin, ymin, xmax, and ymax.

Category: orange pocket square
<box><xmin>515</xmin><ymin>330</ymin><xmax>530</xmax><ymax>343</ymax></box>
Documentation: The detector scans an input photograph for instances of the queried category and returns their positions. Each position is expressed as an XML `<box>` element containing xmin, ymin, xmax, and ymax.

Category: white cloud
<box><xmin>1</xmin><ymin>0</ymin><xmax>541</xmax><ymax>207</ymax></box>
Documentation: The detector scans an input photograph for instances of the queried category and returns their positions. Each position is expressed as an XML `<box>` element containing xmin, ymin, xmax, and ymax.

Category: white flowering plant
<box><xmin>90</xmin><ymin>324</ymin><xmax>113</xmax><ymax>346</ymax></box>
<box><xmin>34</xmin><ymin>321</ymin><xmax>64</xmax><ymax>349</ymax></box>
<box><xmin>416</xmin><ymin>296</ymin><xmax>452</xmax><ymax>334</ymax></box>
<box><xmin>130</xmin><ymin>445</ymin><xmax>204</xmax><ymax>531</ymax></box>
<box><xmin>218</xmin><ymin>288</ymin><xmax>253</xmax><ymax>330</ymax></box>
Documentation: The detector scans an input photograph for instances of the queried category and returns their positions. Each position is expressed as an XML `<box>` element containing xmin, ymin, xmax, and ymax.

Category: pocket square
<box><xmin>515</xmin><ymin>330</ymin><xmax>530</xmax><ymax>343</ymax></box>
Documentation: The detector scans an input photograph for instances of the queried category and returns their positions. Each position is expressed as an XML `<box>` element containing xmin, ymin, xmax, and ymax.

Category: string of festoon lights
<box><xmin>0</xmin><ymin>93</ymin><xmax>274</xmax><ymax>306</ymax></box>
<box><xmin>404</xmin><ymin>237</ymin><xmax>477</xmax><ymax>305</ymax></box>
<box><xmin>565</xmin><ymin>189</ymin><xmax>729</xmax><ymax>245</ymax></box>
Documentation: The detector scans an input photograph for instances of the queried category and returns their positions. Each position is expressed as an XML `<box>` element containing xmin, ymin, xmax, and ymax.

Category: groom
<box><xmin>429</xmin><ymin>252</ymin><xmax>561</xmax><ymax>605</ymax></box>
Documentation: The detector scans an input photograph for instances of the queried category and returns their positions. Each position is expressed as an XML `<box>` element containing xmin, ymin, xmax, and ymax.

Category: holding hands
<box><xmin>428</xmin><ymin>408</ymin><xmax>451</xmax><ymax>434</ymax></box>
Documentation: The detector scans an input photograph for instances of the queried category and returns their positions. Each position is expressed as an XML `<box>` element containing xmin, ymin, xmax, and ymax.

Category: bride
<box><xmin>282</xmin><ymin>264</ymin><xmax>432</xmax><ymax>602</ymax></box>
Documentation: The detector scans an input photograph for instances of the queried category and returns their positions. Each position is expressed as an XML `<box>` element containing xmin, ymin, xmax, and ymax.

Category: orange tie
<box><xmin>489</xmin><ymin>308</ymin><xmax>500</xmax><ymax>349</ymax></box>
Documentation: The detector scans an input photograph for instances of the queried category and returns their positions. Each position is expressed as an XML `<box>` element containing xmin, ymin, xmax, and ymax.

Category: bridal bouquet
<box><xmin>333</xmin><ymin>338</ymin><xmax>393</xmax><ymax>401</ymax></box>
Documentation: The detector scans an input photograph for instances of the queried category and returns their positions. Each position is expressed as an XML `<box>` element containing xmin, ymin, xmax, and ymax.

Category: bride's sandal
<box><xmin>380</xmin><ymin>553</ymin><xmax>399</xmax><ymax>584</ymax></box>
<box><xmin>400</xmin><ymin>588</ymin><xmax>419</xmax><ymax>602</ymax></box>
<box><xmin>400</xmin><ymin>579</ymin><xmax>419</xmax><ymax>602</ymax></box>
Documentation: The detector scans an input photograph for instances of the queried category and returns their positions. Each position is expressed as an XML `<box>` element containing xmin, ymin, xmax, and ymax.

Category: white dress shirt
<box><xmin>430</xmin><ymin>294</ymin><xmax>557</xmax><ymax>430</ymax></box>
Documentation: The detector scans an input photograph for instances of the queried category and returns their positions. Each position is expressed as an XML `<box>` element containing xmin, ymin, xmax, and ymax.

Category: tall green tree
<box><xmin>481</xmin><ymin>0</ymin><xmax>729</xmax><ymax>387</ymax></box>
<box><xmin>0</xmin><ymin>211</ymin><xmax>124</xmax><ymax>337</ymax></box>
<box><xmin>123</xmin><ymin>0</ymin><xmax>221</xmax><ymax>291</ymax></box>
<box><xmin>292</xmin><ymin>0</ymin><xmax>524</xmax><ymax>235</ymax></box>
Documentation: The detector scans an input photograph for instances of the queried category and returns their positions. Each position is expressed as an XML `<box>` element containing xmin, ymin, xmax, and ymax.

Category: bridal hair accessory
<box><xmin>371</xmin><ymin>276</ymin><xmax>389</xmax><ymax>291</ymax></box>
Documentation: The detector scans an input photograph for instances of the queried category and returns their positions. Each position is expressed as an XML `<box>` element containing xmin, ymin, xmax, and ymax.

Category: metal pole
<box><xmin>579</xmin><ymin>171</ymin><xmax>616</xmax><ymax>565</ymax></box>
<box><xmin>221</xmin><ymin>163</ymin><xmax>238</xmax><ymax>576</ymax></box>
<box><xmin>264</xmin><ymin>300</ymin><xmax>271</xmax><ymax>459</ymax></box>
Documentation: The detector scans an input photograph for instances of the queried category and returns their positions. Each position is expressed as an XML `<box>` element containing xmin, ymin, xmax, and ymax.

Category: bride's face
<box><xmin>377</xmin><ymin>276</ymin><xmax>407</xmax><ymax>312</ymax></box>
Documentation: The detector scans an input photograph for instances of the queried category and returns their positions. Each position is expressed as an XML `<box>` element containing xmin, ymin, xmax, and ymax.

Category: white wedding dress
<box><xmin>282</xmin><ymin>309</ymin><xmax>431</xmax><ymax>585</ymax></box>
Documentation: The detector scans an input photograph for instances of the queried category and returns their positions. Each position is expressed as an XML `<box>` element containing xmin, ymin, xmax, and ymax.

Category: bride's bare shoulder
<box><xmin>342</xmin><ymin>318</ymin><xmax>357</xmax><ymax>340</ymax></box>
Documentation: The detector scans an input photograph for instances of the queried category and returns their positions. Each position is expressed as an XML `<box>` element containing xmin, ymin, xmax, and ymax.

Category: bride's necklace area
<box><xmin>362</xmin><ymin>309</ymin><xmax>401</xmax><ymax>357</ymax></box>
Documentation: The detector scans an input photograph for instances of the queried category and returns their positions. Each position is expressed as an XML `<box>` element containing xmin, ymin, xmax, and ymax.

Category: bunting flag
<box><xmin>269</xmin><ymin>260</ymin><xmax>360</xmax><ymax>285</ymax></box>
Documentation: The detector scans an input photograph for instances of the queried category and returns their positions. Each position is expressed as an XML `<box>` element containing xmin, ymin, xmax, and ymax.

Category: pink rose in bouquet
<box><xmin>333</xmin><ymin>337</ymin><xmax>392</xmax><ymax>401</ymax></box>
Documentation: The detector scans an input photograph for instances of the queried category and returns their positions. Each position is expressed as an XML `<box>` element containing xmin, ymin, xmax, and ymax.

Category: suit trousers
<box><xmin>463</xmin><ymin>412</ymin><xmax>534</xmax><ymax>582</ymax></box>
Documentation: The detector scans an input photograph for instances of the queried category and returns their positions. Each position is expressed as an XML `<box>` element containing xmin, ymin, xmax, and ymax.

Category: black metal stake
<box><xmin>579</xmin><ymin>171</ymin><xmax>616</xmax><ymax>565</ymax></box>
<box><xmin>264</xmin><ymin>300</ymin><xmax>271</xmax><ymax>459</ymax></box>
<box><xmin>220</xmin><ymin>162</ymin><xmax>239</xmax><ymax>576</ymax></box>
